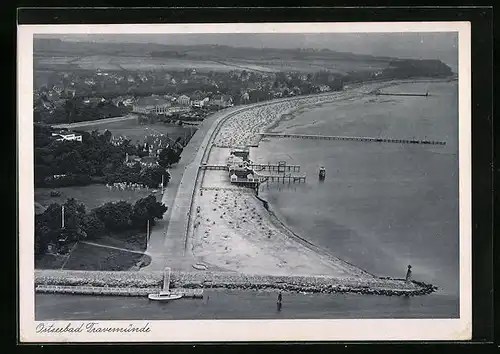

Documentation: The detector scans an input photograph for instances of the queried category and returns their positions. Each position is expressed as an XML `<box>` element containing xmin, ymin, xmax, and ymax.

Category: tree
<box><xmin>158</xmin><ymin>146</ymin><xmax>181</xmax><ymax>168</ymax></box>
<box><xmin>140</xmin><ymin>165</ymin><xmax>170</xmax><ymax>188</ymax></box>
<box><xmin>93</xmin><ymin>201</ymin><xmax>133</xmax><ymax>231</ymax></box>
<box><xmin>34</xmin><ymin>198</ymin><xmax>87</xmax><ymax>255</ymax></box>
<box><xmin>35</xmin><ymin>224</ymin><xmax>52</xmax><ymax>256</ymax></box>
<box><xmin>62</xmin><ymin>198</ymin><xmax>87</xmax><ymax>232</ymax></box>
<box><xmin>103</xmin><ymin>129</ymin><xmax>112</xmax><ymax>142</ymax></box>
<box><xmin>130</xmin><ymin>194</ymin><xmax>168</xmax><ymax>228</ymax></box>
<box><xmin>80</xmin><ymin>212</ymin><xmax>106</xmax><ymax>239</ymax></box>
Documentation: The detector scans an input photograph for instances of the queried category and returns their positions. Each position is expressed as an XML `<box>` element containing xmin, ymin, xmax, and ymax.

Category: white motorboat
<box><xmin>148</xmin><ymin>267</ymin><xmax>183</xmax><ymax>301</ymax></box>
<box><xmin>148</xmin><ymin>291</ymin><xmax>183</xmax><ymax>301</ymax></box>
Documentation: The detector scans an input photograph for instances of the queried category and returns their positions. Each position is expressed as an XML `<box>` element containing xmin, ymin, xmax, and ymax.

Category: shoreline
<box><xmin>186</xmin><ymin>78</ymin><xmax>445</xmax><ymax>281</ymax></box>
<box><xmin>255</xmin><ymin>193</ymin><xmax>376</xmax><ymax>278</ymax></box>
<box><xmin>186</xmin><ymin>77</ymin><xmax>455</xmax><ymax>284</ymax></box>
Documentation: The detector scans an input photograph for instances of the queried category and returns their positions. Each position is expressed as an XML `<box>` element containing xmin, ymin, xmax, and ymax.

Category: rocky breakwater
<box><xmin>35</xmin><ymin>270</ymin><xmax>437</xmax><ymax>297</ymax></box>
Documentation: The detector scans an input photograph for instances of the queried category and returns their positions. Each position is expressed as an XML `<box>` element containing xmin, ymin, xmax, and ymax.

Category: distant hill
<box><xmin>33</xmin><ymin>38</ymin><xmax>453</xmax><ymax>79</ymax></box>
<box><xmin>34</xmin><ymin>38</ymin><xmax>395</xmax><ymax>62</ymax></box>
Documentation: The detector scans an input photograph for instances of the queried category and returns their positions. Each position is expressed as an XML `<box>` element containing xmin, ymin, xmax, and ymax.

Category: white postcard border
<box><xmin>18</xmin><ymin>21</ymin><xmax>472</xmax><ymax>342</ymax></box>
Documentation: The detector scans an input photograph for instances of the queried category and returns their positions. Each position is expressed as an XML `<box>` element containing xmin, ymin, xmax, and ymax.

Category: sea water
<box><xmin>252</xmin><ymin>81</ymin><xmax>459</xmax><ymax>308</ymax></box>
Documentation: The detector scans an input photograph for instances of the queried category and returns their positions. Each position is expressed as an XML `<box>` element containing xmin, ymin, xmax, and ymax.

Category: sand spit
<box><xmin>35</xmin><ymin>270</ymin><xmax>437</xmax><ymax>297</ymax></box>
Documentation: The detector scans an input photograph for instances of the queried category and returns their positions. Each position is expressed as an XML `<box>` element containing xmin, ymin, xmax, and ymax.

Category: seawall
<box><xmin>35</xmin><ymin>270</ymin><xmax>437</xmax><ymax>297</ymax></box>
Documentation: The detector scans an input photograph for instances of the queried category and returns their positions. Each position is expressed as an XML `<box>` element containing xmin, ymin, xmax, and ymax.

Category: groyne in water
<box><xmin>375</xmin><ymin>92</ymin><xmax>429</xmax><ymax>97</ymax></box>
<box><xmin>35</xmin><ymin>270</ymin><xmax>437</xmax><ymax>297</ymax></box>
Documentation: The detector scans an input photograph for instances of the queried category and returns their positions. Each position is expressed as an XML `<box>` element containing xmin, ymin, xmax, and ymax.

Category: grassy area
<box><xmin>35</xmin><ymin>184</ymin><xmax>163</xmax><ymax>210</ymax></box>
<box><xmin>35</xmin><ymin>230</ymin><xmax>149</xmax><ymax>270</ymax></box>
<box><xmin>61</xmin><ymin>242</ymin><xmax>150</xmax><ymax>271</ymax></box>
<box><xmin>35</xmin><ymin>253</ymin><xmax>68</xmax><ymax>270</ymax></box>
<box><xmin>77</xmin><ymin>120</ymin><xmax>195</xmax><ymax>145</ymax></box>
<box><xmin>95</xmin><ymin>230</ymin><xmax>148</xmax><ymax>252</ymax></box>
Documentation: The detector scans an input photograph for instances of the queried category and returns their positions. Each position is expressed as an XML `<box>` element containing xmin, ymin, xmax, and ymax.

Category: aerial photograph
<box><xmin>32</xmin><ymin>32</ymin><xmax>459</xmax><ymax>321</ymax></box>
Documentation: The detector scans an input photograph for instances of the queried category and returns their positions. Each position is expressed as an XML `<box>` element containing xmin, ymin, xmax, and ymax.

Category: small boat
<box><xmin>148</xmin><ymin>291</ymin><xmax>183</xmax><ymax>301</ymax></box>
<box><xmin>318</xmin><ymin>166</ymin><xmax>326</xmax><ymax>180</ymax></box>
<box><xmin>148</xmin><ymin>267</ymin><xmax>183</xmax><ymax>301</ymax></box>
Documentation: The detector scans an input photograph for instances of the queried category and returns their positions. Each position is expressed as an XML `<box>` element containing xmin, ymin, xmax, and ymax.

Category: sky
<box><xmin>39</xmin><ymin>32</ymin><xmax>459</xmax><ymax>71</ymax></box>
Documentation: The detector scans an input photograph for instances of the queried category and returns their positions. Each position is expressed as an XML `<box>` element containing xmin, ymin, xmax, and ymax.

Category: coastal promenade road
<box><xmin>141</xmin><ymin>106</ymin><xmax>246</xmax><ymax>271</ymax></box>
<box><xmin>52</xmin><ymin>114</ymin><xmax>138</xmax><ymax>129</ymax></box>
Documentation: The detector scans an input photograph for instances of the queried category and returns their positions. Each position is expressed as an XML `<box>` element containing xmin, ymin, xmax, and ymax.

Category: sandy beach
<box><xmin>189</xmin><ymin>188</ymin><xmax>370</xmax><ymax>277</ymax></box>
<box><xmin>186</xmin><ymin>83</ymin><xmax>397</xmax><ymax>278</ymax></box>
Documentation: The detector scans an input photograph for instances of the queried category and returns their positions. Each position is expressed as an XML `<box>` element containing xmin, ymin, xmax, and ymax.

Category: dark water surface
<box><xmin>36</xmin><ymin>290</ymin><xmax>456</xmax><ymax>320</ymax></box>
<box><xmin>252</xmin><ymin>81</ymin><xmax>459</xmax><ymax>314</ymax></box>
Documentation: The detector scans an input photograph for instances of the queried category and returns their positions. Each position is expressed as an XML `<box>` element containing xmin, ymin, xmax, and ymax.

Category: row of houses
<box><xmin>131</xmin><ymin>94</ymin><xmax>233</xmax><ymax>115</ymax></box>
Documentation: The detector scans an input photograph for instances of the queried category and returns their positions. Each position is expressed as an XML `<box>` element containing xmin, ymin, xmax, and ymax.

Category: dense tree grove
<box><xmin>380</xmin><ymin>59</ymin><xmax>453</xmax><ymax>80</ymax></box>
<box><xmin>35</xmin><ymin>195</ymin><xmax>168</xmax><ymax>257</ymax></box>
<box><xmin>158</xmin><ymin>146</ymin><xmax>182</xmax><ymax>168</ymax></box>
<box><xmin>34</xmin><ymin>124</ymin><xmax>170</xmax><ymax>188</ymax></box>
<box><xmin>130</xmin><ymin>194</ymin><xmax>168</xmax><ymax>228</ymax></box>
<box><xmin>35</xmin><ymin>198</ymin><xmax>88</xmax><ymax>255</ymax></box>
<box><xmin>34</xmin><ymin>98</ymin><xmax>130</xmax><ymax>124</ymax></box>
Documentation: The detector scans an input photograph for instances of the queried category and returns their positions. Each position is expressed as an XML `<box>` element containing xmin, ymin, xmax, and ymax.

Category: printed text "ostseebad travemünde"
<box><xmin>36</xmin><ymin>322</ymin><xmax>151</xmax><ymax>334</ymax></box>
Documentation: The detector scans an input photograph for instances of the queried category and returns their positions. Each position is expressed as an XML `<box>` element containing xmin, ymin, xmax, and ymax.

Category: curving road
<box><xmin>52</xmin><ymin>114</ymin><xmax>138</xmax><ymax>129</ymax></box>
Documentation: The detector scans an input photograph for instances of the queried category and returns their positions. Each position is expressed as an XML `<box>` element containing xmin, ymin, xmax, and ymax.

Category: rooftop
<box><xmin>135</xmin><ymin>96</ymin><xmax>170</xmax><ymax>107</ymax></box>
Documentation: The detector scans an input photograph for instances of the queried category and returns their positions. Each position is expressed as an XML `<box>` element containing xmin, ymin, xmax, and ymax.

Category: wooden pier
<box><xmin>255</xmin><ymin>173</ymin><xmax>306</xmax><ymax>184</ymax></box>
<box><xmin>201</xmin><ymin>162</ymin><xmax>300</xmax><ymax>173</ymax></box>
<box><xmin>200</xmin><ymin>164</ymin><xmax>229</xmax><ymax>171</ymax></box>
<box><xmin>250</xmin><ymin>162</ymin><xmax>300</xmax><ymax>173</ymax></box>
<box><xmin>258</xmin><ymin>133</ymin><xmax>446</xmax><ymax>146</ymax></box>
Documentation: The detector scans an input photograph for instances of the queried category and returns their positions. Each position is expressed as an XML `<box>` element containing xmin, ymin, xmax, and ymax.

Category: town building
<box><xmin>177</xmin><ymin>95</ymin><xmax>191</xmax><ymax>106</ymax></box>
<box><xmin>132</xmin><ymin>96</ymin><xmax>172</xmax><ymax>114</ymax></box>
<box><xmin>64</xmin><ymin>88</ymin><xmax>76</xmax><ymax>98</ymax></box>
<box><xmin>211</xmin><ymin>94</ymin><xmax>233</xmax><ymax>108</ymax></box>
<box><xmin>191</xmin><ymin>97</ymin><xmax>209</xmax><ymax>108</ymax></box>
<box><xmin>229</xmin><ymin>147</ymin><xmax>250</xmax><ymax>161</ymax></box>
<box><xmin>164</xmin><ymin>106</ymin><xmax>191</xmax><ymax>115</ymax></box>
<box><xmin>51</xmin><ymin>131</ymin><xmax>83</xmax><ymax>142</ymax></box>
<box><xmin>52</xmin><ymin>85</ymin><xmax>63</xmax><ymax>94</ymax></box>
<box><xmin>318</xmin><ymin>85</ymin><xmax>331</xmax><ymax>92</ymax></box>
<box><xmin>229</xmin><ymin>165</ymin><xmax>255</xmax><ymax>183</ymax></box>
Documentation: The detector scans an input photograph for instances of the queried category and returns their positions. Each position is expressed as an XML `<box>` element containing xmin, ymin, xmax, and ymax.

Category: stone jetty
<box><xmin>35</xmin><ymin>270</ymin><xmax>437</xmax><ymax>297</ymax></box>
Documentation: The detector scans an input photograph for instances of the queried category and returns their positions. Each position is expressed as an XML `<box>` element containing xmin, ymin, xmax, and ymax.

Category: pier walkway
<box><xmin>258</xmin><ymin>133</ymin><xmax>446</xmax><ymax>146</ymax></box>
<box><xmin>254</xmin><ymin>172</ymin><xmax>306</xmax><ymax>184</ymax></box>
<box><xmin>200</xmin><ymin>163</ymin><xmax>301</xmax><ymax>173</ymax></box>
<box><xmin>200</xmin><ymin>164</ymin><xmax>228</xmax><ymax>171</ymax></box>
<box><xmin>250</xmin><ymin>163</ymin><xmax>301</xmax><ymax>172</ymax></box>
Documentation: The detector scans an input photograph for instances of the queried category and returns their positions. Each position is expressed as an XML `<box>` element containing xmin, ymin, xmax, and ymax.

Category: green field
<box><xmin>77</xmin><ymin>120</ymin><xmax>195</xmax><ymax>146</ymax></box>
<box><xmin>35</xmin><ymin>229</ymin><xmax>150</xmax><ymax>271</ymax></box>
<box><xmin>60</xmin><ymin>242</ymin><xmax>150</xmax><ymax>271</ymax></box>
